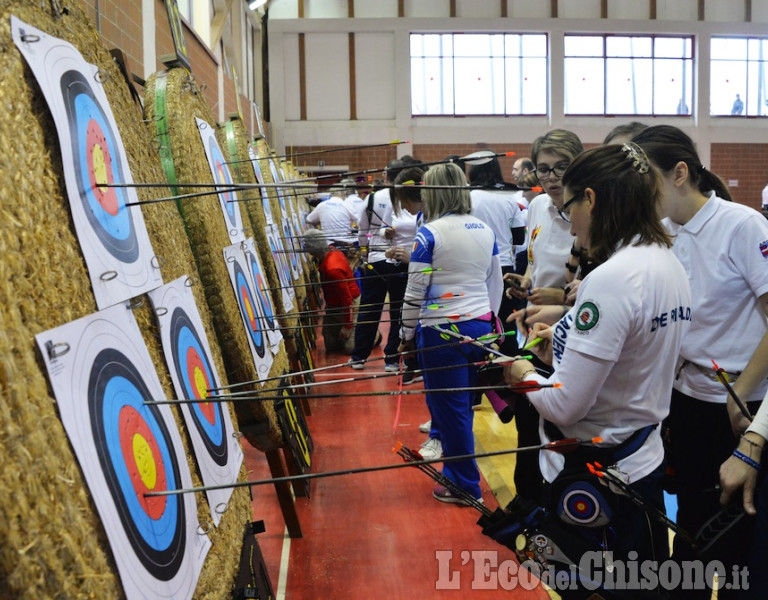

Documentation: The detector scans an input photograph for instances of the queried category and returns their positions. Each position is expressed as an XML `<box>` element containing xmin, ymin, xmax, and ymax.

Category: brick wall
<box><xmin>291</xmin><ymin>143</ymin><xmax>534</xmax><ymax>183</ymax></box>
<box><xmin>711</xmin><ymin>143</ymin><xmax>768</xmax><ymax>210</ymax></box>
<box><xmin>77</xmin><ymin>0</ymin><xmax>144</xmax><ymax>77</ymax></box>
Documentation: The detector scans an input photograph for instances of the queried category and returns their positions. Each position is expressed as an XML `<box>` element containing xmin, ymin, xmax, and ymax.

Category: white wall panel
<box><xmin>457</xmin><ymin>0</ymin><xmax>500</xmax><ymax>19</ymax></box>
<box><xmin>558</xmin><ymin>0</ymin><xmax>601</xmax><ymax>19</ymax></box>
<box><xmin>355</xmin><ymin>33</ymin><xmax>396</xmax><ymax>120</ymax></box>
<box><xmin>354</xmin><ymin>0</ymin><xmax>399</xmax><ymax>18</ymax></box>
<box><xmin>305</xmin><ymin>33</ymin><xmax>350</xmax><ymax>120</ymax></box>
<box><xmin>752</xmin><ymin>1</ymin><xmax>768</xmax><ymax>22</ymax></box>
<box><xmin>607</xmin><ymin>0</ymin><xmax>650</xmax><ymax>20</ymax></box>
<box><xmin>705</xmin><ymin>0</ymin><xmax>746</xmax><ymax>22</ymax></box>
<box><xmin>508</xmin><ymin>0</ymin><xmax>550</xmax><ymax>18</ymax></box>
<box><xmin>269</xmin><ymin>0</ymin><xmax>299</xmax><ymax>19</ymax></box>
<box><xmin>405</xmin><ymin>0</ymin><xmax>450</xmax><ymax>18</ymax></box>
<box><xmin>306</xmin><ymin>0</ymin><xmax>347</xmax><ymax>18</ymax></box>
<box><xmin>657</xmin><ymin>0</ymin><xmax>698</xmax><ymax>21</ymax></box>
<box><xmin>282</xmin><ymin>33</ymin><xmax>301</xmax><ymax>121</ymax></box>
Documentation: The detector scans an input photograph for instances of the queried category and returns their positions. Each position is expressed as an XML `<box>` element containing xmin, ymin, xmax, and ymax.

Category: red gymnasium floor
<box><xmin>243</xmin><ymin>327</ymin><xmax>551</xmax><ymax>599</ymax></box>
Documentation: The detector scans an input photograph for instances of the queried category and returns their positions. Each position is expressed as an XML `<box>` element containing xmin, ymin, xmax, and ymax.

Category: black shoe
<box><xmin>402</xmin><ymin>370</ymin><xmax>423</xmax><ymax>385</ymax></box>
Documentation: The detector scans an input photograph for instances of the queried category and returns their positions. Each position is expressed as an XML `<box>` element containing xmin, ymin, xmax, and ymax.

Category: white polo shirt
<box><xmin>305</xmin><ymin>196</ymin><xmax>357</xmax><ymax>244</ymax></box>
<box><xmin>357</xmin><ymin>189</ymin><xmax>393</xmax><ymax>263</ymax></box>
<box><xmin>470</xmin><ymin>189</ymin><xmax>525</xmax><ymax>268</ymax></box>
<box><xmin>528</xmin><ymin>241</ymin><xmax>692</xmax><ymax>483</ymax></box>
<box><xmin>525</xmin><ymin>194</ymin><xmax>573</xmax><ymax>289</ymax></box>
<box><xmin>666</xmin><ymin>193</ymin><xmax>768</xmax><ymax>403</ymax></box>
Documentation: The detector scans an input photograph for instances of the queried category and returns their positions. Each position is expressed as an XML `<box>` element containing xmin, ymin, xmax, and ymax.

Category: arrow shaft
<box><xmin>145</xmin><ymin>438</ymin><xmax>593</xmax><ymax>497</ymax></box>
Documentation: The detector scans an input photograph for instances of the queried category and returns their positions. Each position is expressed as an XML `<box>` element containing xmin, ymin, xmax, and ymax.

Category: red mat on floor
<box><xmin>244</xmin><ymin>328</ymin><xmax>549</xmax><ymax>599</ymax></box>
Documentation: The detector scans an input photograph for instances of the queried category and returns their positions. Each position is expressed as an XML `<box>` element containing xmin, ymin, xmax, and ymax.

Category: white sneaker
<box><xmin>384</xmin><ymin>363</ymin><xmax>400</xmax><ymax>372</ymax></box>
<box><xmin>419</xmin><ymin>437</ymin><xmax>443</xmax><ymax>460</ymax></box>
<box><xmin>419</xmin><ymin>419</ymin><xmax>432</xmax><ymax>433</ymax></box>
<box><xmin>347</xmin><ymin>359</ymin><xmax>364</xmax><ymax>370</ymax></box>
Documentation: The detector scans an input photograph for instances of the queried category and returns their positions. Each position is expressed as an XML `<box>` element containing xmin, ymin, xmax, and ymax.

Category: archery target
<box><xmin>266</xmin><ymin>225</ymin><xmax>295</xmax><ymax>311</ymax></box>
<box><xmin>282</xmin><ymin>219</ymin><xmax>301</xmax><ymax>280</ymax></box>
<box><xmin>89</xmin><ymin>347</ymin><xmax>185</xmax><ymax>578</ymax></box>
<box><xmin>243</xmin><ymin>239</ymin><xmax>283</xmax><ymax>352</ymax></box>
<box><xmin>63</xmin><ymin>69</ymin><xmax>138</xmax><ymax>263</ymax></box>
<box><xmin>35</xmin><ymin>303</ymin><xmax>209</xmax><ymax>600</ymax></box>
<box><xmin>12</xmin><ymin>18</ymin><xmax>162</xmax><ymax>310</ymax></box>
<box><xmin>268</xmin><ymin>159</ymin><xmax>287</xmax><ymax>213</ymax></box>
<box><xmin>248</xmin><ymin>145</ymin><xmax>273</xmax><ymax>226</ymax></box>
<box><xmin>557</xmin><ymin>482</ymin><xmax>612</xmax><ymax>528</ymax></box>
<box><xmin>170</xmin><ymin>308</ymin><xmax>227</xmax><ymax>464</ymax></box>
<box><xmin>197</xmin><ymin>117</ymin><xmax>244</xmax><ymax>244</ymax></box>
<box><xmin>223</xmin><ymin>244</ymin><xmax>274</xmax><ymax>380</ymax></box>
<box><xmin>148</xmin><ymin>278</ymin><xmax>244</xmax><ymax>526</ymax></box>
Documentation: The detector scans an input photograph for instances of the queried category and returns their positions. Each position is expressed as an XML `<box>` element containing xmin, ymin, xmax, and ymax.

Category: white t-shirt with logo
<box><xmin>525</xmin><ymin>241</ymin><xmax>692</xmax><ymax>483</ymax></box>
<box><xmin>525</xmin><ymin>194</ymin><xmax>573</xmax><ymax>289</ymax></box>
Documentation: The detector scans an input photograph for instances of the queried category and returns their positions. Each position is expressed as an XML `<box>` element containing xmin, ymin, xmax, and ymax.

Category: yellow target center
<box><xmin>133</xmin><ymin>434</ymin><xmax>157</xmax><ymax>490</ymax></box>
<box><xmin>244</xmin><ymin>296</ymin><xmax>255</xmax><ymax>320</ymax></box>
<box><xmin>92</xmin><ymin>144</ymin><xmax>108</xmax><ymax>189</ymax></box>
<box><xmin>193</xmin><ymin>366</ymin><xmax>208</xmax><ymax>399</ymax></box>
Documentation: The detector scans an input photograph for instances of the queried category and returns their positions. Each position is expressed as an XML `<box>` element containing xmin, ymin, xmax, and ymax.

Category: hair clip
<box><xmin>621</xmin><ymin>143</ymin><xmax>650</xmax><ymax>174</ymax></box>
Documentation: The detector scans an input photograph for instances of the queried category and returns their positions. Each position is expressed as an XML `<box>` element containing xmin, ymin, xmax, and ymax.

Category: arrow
<box><xmin>145</xmin><ymin>437</ymin><xmax>603</xmax><ymax>497</ymax></box>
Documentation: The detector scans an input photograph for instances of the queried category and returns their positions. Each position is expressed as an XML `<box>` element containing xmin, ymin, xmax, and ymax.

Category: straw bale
<box><xmin>144</xmin><ymin>67</ymin><xmax>283</xmax><ymax>451</ymax></box>
<box><xmin>0</xmin><ymin>2</ymin><xmax>251</xmax><ymax>598</ymax></box>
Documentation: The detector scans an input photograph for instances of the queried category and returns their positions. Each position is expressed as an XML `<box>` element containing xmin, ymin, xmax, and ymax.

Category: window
<box><xmin>410</xmin><ymin>33</ymin><xmax>547</xmax><ymax>116</ymax></box>
<box><xmin>711</xmin><ymin>37</ymin><xmax>768</xmax><ymax>117</ymax></box>
<box><xmin>564</xmin><ymin>34</ymin><xmax>693</xmax><ymax>116</ymax></box>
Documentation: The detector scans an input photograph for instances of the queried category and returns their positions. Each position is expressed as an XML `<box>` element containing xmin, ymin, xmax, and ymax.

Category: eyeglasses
<box><xmin>558</xmin><ymin>192</ymin><xmax>584</xmax><ymax>223</ymax></box>
<box><xmin>535</xmin><ymin>162</ymin><xmax>569</xmax><ymax>181</ymax></box>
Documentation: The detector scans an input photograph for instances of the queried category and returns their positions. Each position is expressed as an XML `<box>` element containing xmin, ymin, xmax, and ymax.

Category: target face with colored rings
<box><xmin>62</xmin><ymin>69</ymin><xmax>139</xmax><ymax>263</ymax></box>
<box><xmin>233</xmin><ymin>259</ymin><xmax>266</xmax><ymax>358</ymax></box>
<box><xmin>247</xmin><ymin>250</ymin><xmax>276</xmax><ymax>331</ymax></box>
<box><xmin>207</xmin><ymin>136</ymin><xmax>238</xmax><ymax>229</ymax></box>
<box><xmin>558</xmin><ymin>482</ymin><xmax>611</xmax><ymax>527</ymax></box>
<box><xmin>89</xmin><ymin>347</ymin><xmax>186</xmax><ymax>580</ymax></box>
<box><xmin>169</xmin><ymin>307</ymin><xmax>228</xmax><ymax>466</ymax></box>
<box><xmin>283</xmin><ymin>220</ymin><xmax>299</xmax><ymax>277</ymax></box>
<box><xmin>269</xmin><ymin>230</ymin><xmax>292</xmax><ymax>289</ymax></box>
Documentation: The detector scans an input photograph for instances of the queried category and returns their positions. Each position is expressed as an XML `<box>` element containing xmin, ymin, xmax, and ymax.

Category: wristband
<box><xmin>565</xmin><ymin>261</ymin><xmax>578</xmax><ymax>273</ymax></box>
<box><xmin>733</xmin><ymin>449</ymin><xmax>761</xmax><ymax>470</ymax></box>
<box><xmin>570</xmin><ymin>244</ymin><xmax>582</xmax><ymax>257</ymax></box>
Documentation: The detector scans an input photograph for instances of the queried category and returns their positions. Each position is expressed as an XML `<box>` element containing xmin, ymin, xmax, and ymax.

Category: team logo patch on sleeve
<box><xmin>760</xmin><ymin>240</ymin><xmax>768</xmax><ymax>258</ymax></box>
<box><xmin>575</xmin><ymin>301</ymin><xmax>600</xmax><ymax>331</ymax></box>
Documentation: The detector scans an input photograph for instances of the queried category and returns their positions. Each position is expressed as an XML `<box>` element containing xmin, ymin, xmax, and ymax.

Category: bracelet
<box><xmin>520</xmin><ymin>369</ymin><xmax>537</xmax><ymax>382</ymax></box>
<box><xmin>741</xmin><ymin>434</ymin><xmax>764</xmax><ymax>451</ymax></box>
<box><xmin>570</xmin><ymin>244</ymin><xmax>582</xmax><ymax>258</ymax></box>
<box><xmin>565</xmin><ymin>261</ymin><xmax>578</xmax><ymax>273</ymax></box>
<box><xmin>733</xmin><ymin>449</ymin><xmax>761</xmax><ymax>470</ymax></box>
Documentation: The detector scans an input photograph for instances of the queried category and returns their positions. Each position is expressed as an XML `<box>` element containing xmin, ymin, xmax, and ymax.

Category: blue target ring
<box><xmin>169</xmin><ymin>307</ymin><xmax>228</xmax><ymax>465</ymax></box>
<box><xmin>89</xmin><ymin>348</ymin><xmax>185</xmax><ymax>580</ymax></box>
<box><xmin>61</xmin><ymin>69</ymin><xmax>139</xmax><ymax>263</ymax></box>
<box><xmin>269</xmin><ymin>233</ymin><xmax>292</xmax><ymax>288</ymax></box>
<box><xmin>247</xmin><ymin>250</ymin><xmax>276</xmax><ymax>331</ymax></box>
<box><xmin>283</xmin><ymin>221</ymin><xmax>299</xmax><ymax>275</ymax></box>
<box><xmin>207</xmin><ymin>137</ymin><xmax>238</xmax><ymax>228</ymax></box>
<box><xmin>233</xmin><ymin>259</ymin><xmax>266</xmax><ymax>358</ymax></box>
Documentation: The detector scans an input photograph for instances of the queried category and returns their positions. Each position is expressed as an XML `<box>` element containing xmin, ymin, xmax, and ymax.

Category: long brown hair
<box><xmin>632</xmin><ymin>125</ymin><xmax>733</xmax><ymax>201</ymax></box>
<box><xmin>562</xmin><ymin>143</ymin><xmax>672</xmax><ymax>265</ymax></box>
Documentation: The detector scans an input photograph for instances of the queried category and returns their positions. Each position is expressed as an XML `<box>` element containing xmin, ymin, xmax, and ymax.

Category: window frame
<box><xmin>409</xmin><ymin>32</ymin><xmax>549</xmax><ymax>118</ymax></box>
<box><xmin>563</xmin><ymin>33</ymin><xmax>695</xmax><ymax>117</ymax></box>
<box><xmin>710</xmin><ymin>35</ymin><xmax>768</xmax><ymax>118</ymax></box>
